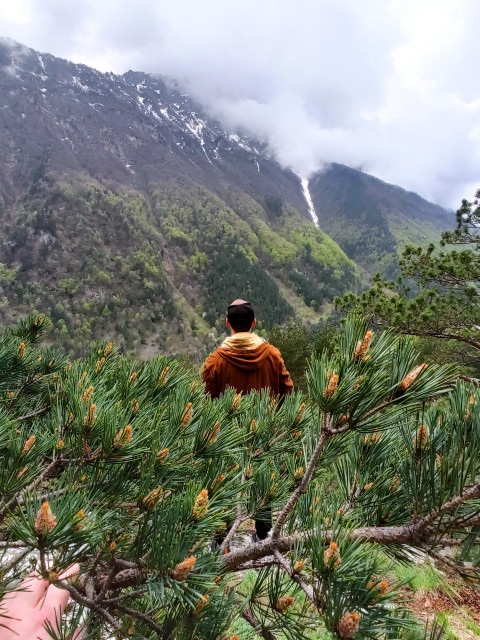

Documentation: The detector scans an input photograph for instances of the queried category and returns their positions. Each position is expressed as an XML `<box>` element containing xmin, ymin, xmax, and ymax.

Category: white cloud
<box><xmin>1</xmin><ymin>0</ymin><xmax>480</xmax><ymax>207</ymax></box>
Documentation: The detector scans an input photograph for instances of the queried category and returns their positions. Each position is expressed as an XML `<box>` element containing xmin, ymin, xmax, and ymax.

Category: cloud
<box><xmin>1</xmin><ymin>0</ymin><xmax>480</xmax><ymax>207</ymax></box>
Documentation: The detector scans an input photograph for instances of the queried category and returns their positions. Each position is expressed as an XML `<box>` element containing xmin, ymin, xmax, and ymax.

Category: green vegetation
<box><xmin>308</xmin><ymin>164</ymin><xmax>450</xmax><ymax>282</ymax></box>
<box><xmin>269</xmin><ymin>319</ymin><xmax>340</xmax><ymax>391</ymax></box>
<box><xmin>1</xmin><ymin>313</ymin><xmax>479</xmax><ymax>639</ymax></box>
<box><xmin>0</xmin><ymin>173</ymin><xmax>359</xmax><ymax>360</ymax></box>
<box><xmin>336</xmin><ymin>189</ymin><xmax>480</xmax><ymax>377</ymax></box>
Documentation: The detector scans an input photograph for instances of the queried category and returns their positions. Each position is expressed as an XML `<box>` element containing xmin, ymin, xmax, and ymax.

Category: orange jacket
<box><xmin>202</xmin><ymin>337</ymin><xmax>293</xmax><ymax>399</ymax></box>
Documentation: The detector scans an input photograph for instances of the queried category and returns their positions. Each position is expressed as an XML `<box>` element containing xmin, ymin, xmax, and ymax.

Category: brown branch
<box><xmin>220</xmin><ymin>473</ymin><xmax>248</xmax><ymax>552</ymax></box>
<box><xmin>0</xmin><ymin>458</ymin><xmax>60</xmax><ymax>520</ymax></box>
<box><xmin>226</xmin><ymin>484</ymin><xmax>480</xmax><ymax>573</ymax></box>
<box><xmin>273</xmin><ymin>550</ymin><xmax>316</xmax><ymax>605</ymax></box>
<box><xmin>223</xmin><ymin>524</ymin><xmax>419</xmax><ymax>572</ymax></box>
<box><xmin>421</xmin><ymin>545</ymin><xmax>479</xmax><ymax>579</ymax></box>
<box><xmin>459</xmin><ymin>375</ymin><xmax>480</xmax><ymax>386</ymax></box>
<box><xmin>446</xmin><ymin>512</ymin><xmax>480</xmax><ymax>529</ymax></box>
<box><xmin>100</xmin><ymin>589</ymin><xmax>147</xmax><ymax>605</ymax></box>
<box><xmin>110</xmin><ymin>602</ymin><xmax>164</xmax><ymax>635</ymax></box>
<box><xmin>241</xmin><ymin>606</ymin><xmax>277</xmax><ymax>640</ymax></box>
<box><xmin>55</xmin><ymin>577</ymin><xmax>122</xmax><ymax>630</ymax></box>
<box><xmin>1</xmin><ymin>548</ymin><xmax>31</xmax><ymax>573</ymax></box>
<box><xmin>17</xmin><ymin>405</ymin><xmax>50</xmax><ymax>421</ymax></box>
<box><xmin>398</xmin><ymin>329</ymin><xmax>480</xmax><ymax>352</ymax></box>
<box><xmin>220</xmin><ymin>513</ymin><xmax>251</xmax><ymax>552</ymax></box>
<box><xmin>271</xmin><ymin>427</ymin><xmax>329</xmax><ymax>538</ymax></box>
<box><xmin>235</xmin><ymin>556</ymin><xmax>280</xmax><ymax>571</ymax></box>
<box><xmin>416</xmin><ymin>483</ymin><xmax>480</xmax><ymax>532</ymax></box>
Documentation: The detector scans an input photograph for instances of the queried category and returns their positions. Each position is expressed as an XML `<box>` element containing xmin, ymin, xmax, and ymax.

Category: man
<box><xmin>202</xmin><ymin>299</ymin><xmax>293</xmax><ymax>542</ymax></box>
<box><xmin>202</xmin><ymin>299</ymin><xmax>293</xmax><ymax>400</ymax></box>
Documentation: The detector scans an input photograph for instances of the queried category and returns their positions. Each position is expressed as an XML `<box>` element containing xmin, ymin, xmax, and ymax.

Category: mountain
<box><xmin>309</xmin><ymin>164</ymin><xmax>452</xmax><ymax>280</ymax></box>
<box><xmin>0</xmin><ymin>39</ymin><xmax>452</xmax><ymax>358</ymax></box>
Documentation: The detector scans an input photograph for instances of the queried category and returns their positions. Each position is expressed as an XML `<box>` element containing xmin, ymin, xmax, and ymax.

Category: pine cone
<box><xmin>34</xmin><ymin>501</ymin><xmax>57</xmax><ymax>536</ymax></box>
<box><xmin>181</xmin><ymin>402</ymin><xmax>192</xmax><ymax>427</ymax></box>
<box><xmin>194</xmin><ymin>594</ymin><xmax>209</xmax><ymax>613</ymax></box>
<box><xmin>142</xmin><ymin>487</ymin><xmax>163</xmax><ymax>510</ymax></box>
<box><xmin>230</xmin><ymin>394</ymin><xmax>242</xmax><ymax>412</ymax></box>
<box><xmin>275</xmin><ymin>595</ymin><xmax>294</xmax><ymax>613</ymax></box>
<box><xmin>156</xmin><ymin>448</ymin><xmax>169</xmax><ymax>463</ymax></box>
<box><xmin>399</xmin><ymin>364</ymin><xmax>426</xmax><ymax>392</ymax></box>
<box><xmin>295</xmin><ymin>403</ymin><xmax>306</xmax><ymax>424</ymax></box>
<box><xmin>114</xmin><ymin>425</ymin><xmax>132</xmax><ymax>448</ymax></box>
<box><xmin>22</xmin><ymin>435</ymin><xmax>35</xmax><ymax>454</ymax></box>
<box><xmin>157</xmin><ymin>366</ymin><xmax>169</xmax><ymax>386</ymax></box>
<box><xmin>324</xmin><ymin>373</ymin><xmax>339</xmax><ymax>398</ymax></box>
<box><xmin>192</xmin><ymin>489</ymin><xmax>208</xmax><ymax>519</ymax></box>
<box><xmin>172</xmin><ymin>555</ymin><xmax>196</xmax><ymax>580</ymax></box>
<box><xmin>324</xmin><ymin>542</ymin><xmax>341</xmax><ymax>568</ymax></box>
<box><xmin>294</xmin><ymin>560</ymin><xmax>304</xmax><ymax>572</ymax></box>
<box><xmin>337</xmin><ymin>611</ymin><xmax>360</xmax><ymax>638</ymax></box>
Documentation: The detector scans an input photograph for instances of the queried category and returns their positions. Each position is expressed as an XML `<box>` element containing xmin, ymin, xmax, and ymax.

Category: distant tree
<box><xmin>269</xmin><ymin>321</ymin><xmax>311</xmax><ymax>390</ymax></box>
<box><xmin>336</xmin><ymin>189</ymin><xmax>480</xmax><ymax>378</ymax></box>
<box><xmin>264</xmin><ymin>195</ymin><xmax>284</xmax><ymax>217</ymax></box>
<box><xmin>269</xmin><ymin>319</ymin><xmax>341</xmax><ymax>392</ymax></box>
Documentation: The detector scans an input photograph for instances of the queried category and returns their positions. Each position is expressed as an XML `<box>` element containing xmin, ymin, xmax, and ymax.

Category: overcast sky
<box><xmin>2</xmin><ymin>0</ymin><xmax>480</xmax><ymax>208</ymax></box>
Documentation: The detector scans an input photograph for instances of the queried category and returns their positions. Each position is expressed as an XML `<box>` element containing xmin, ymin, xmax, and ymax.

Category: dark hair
<box><xmin>227</xmin><ymin>302</ymin><xmax>255</xmax><ymax>332</ymax></box>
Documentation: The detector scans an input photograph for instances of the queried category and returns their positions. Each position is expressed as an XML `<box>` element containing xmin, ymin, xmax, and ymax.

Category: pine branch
<box><xmin>273</xmin><ymin>550</ymin><xmax>316</xmax><ymax>606</ymax></box>
<box><xmin>224</xmin><ymin>483</ymin><xmax>480</xmax><ymax>572</ymax></box>
<box><xmin>55</xmin><ymin>577</ymin><xmax>122</xmax><ymax>631</ymax></box>
<box><xmin>416</xmin><ymin>482</ymin><xmax>480</xmax><ymax>531</ymax></box>
<box><xmin>398</xmin><ymin>330</ymin><xmax>480</xmax><ymax>352</ymax></box>
<box><xmin>17</xmin><ymin>405</ymin><xmax>50</xmax><ymax>421</ymax></box>
<box><xmin>110</xmin><ymin>602</ymin><xmax>164</xmax><ymax>636</ymax></box>
<box><xmin>220</xmin><ymin>473</ymin><xmax>249</xmax><ymax>552</ymax></box>
<box><xmin>0</xmin><ymin>458</ymin><xmax>60</xmax><ymax>521</ymax></box>
<box><xmin>241</xmin><ymin>606</ymin><xmax>277</xmax><ymax>640</ymax></box>
<box><xmin>1</xmin><ymin>548</ymin><xmax>31</xmax><ymax>574</ymax></box>
<box><xmin>420</xmin><ymin>544</ymin><xmax>479</xmax><ymax>579</ymax></box>
<box><xmin>220</xmin><ymin>513</ymin><xmax>251</xmax><ymax>552</ymax></box>
<box><xmin>271</xmin><ymin>424</ymin><xmax>329</xmax><ymax>538</ymax></box>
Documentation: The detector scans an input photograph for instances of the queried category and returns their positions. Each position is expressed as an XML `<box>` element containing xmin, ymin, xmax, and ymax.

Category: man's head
<box><xmin>226</xmin><ymin>299</ymin><xmax>256</xmax><ymax>333</ymax></box>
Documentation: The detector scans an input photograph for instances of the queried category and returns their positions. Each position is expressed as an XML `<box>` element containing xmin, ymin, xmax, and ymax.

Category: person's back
<box><xmin>202</xmin><ymin>299</ymin><xmax>293</xmax><ymax>544</ymax></box>
<box><xmin>203</xmin><ymin>329</ymin><xmax>293</xmax><ymax>399</ymax></box>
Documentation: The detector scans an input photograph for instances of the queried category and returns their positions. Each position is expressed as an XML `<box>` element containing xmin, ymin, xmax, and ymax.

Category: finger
<box><xmin>4</xmin><ymin>572</ymin><xmax>48</xmax><ymax>609</ymax></box>
<box><xmin>39</xmin><ymin>582</ymin><xmax>70</xmax><ymax>616</ymax></box>
<box><xmin>58</xmin><ymin>563</ymin><xmax>80</xmax><ymax>581</ymax></box>
<box><xmin>36</xmin><ymin>588</ymin><xmax>70</xmax><ymax>639</ymax></box>
<box><xmin>36</xmin><ymin>562</ymin><xmax>80</xmax><ymax>617</ymax></box>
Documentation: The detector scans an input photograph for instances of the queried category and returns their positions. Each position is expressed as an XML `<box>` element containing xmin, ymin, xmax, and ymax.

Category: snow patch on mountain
<box><xmin>300</xmin><ymin>177</ymin><xmax>319</xmax><ymax>227</ymax></box>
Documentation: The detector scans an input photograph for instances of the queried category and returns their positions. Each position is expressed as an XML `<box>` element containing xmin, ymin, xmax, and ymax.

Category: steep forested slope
<box><xmin>0</xmin><ymin>174</ymin><xmax>357</xmax><ymax>358</ymax></box>
<box><xmin>0</xmin><ymin>39</ymin><xmax>451</xmax><ymax>357</ymax></box>
<box><xmin>309</xmin><ymin>164</ymin><xmax>452</xmax><ymax>279</ymax></box>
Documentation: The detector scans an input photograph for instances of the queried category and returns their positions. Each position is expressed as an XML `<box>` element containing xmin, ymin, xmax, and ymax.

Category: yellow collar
<box><xmin>221</xmin><ymin>332</ymin><xmax>265</xmax><ymax>350</ymax></box>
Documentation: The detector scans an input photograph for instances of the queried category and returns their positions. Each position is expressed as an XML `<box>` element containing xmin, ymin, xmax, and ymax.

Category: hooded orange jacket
<box><xmin>202</xmin><ymin>333</ymin><xmax>293</xmax><ymax>399</ymax></box>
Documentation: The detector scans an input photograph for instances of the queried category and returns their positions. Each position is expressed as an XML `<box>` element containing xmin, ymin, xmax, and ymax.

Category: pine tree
<box><xmin>335</xmin><ymin>190</ymin><xmax>480</xmax><ymax>378</ymax></box>
<box><xmin>0</xmin><ymin>314</ymin><xmax>479</xmax><ymax>639</ymax></box>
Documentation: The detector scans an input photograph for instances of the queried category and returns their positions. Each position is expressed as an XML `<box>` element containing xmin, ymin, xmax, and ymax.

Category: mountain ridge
<box><xmin>0</xmin><ymin>38</ymin><xmax>453</xmax><ymax>357</ymax></box>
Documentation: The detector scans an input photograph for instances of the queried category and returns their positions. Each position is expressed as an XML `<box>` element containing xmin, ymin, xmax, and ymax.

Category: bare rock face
<box><xmin>0</xmin><ymin>38</ymin><xmax>306</xmax><ymax>214</ymax></box>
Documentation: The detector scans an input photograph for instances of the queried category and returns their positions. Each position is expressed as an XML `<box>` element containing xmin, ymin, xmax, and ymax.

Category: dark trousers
<box><xmin>255</xmin><ymin>506</ymin><xmax>272</xmax><ymax>540</ymax></box>
<box><xmin>214</xmin><ymin>507</ymin><xmax>272</xmax><ymax>547</ymax></box>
